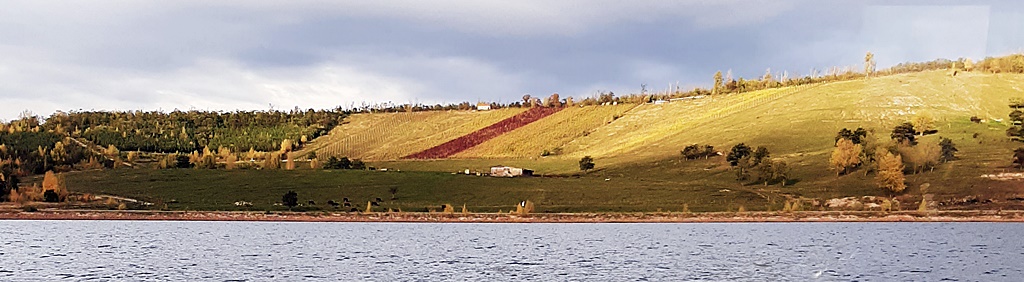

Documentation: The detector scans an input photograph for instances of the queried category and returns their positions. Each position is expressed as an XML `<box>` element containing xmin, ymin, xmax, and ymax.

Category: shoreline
<box><xmin>2</xmin><ymin>209</ymin><xmax>1024</xmax><ymax>223</ymax></box>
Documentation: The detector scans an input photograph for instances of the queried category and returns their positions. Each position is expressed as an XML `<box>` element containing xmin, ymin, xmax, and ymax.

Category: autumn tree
<box><xmin>911</xmin><ymin>113</ymin><xmax>935</xmax><ymax>135</ymax></box>
<box><xmin>41</xmin><ymin>170</ymin><xmax>67</xmax><ymax>202</ymax></box>
<box><xmin>830</xmin><ymin>138</ymin><xmax>863</xmax><ymax>175</ymax></box>
<box><xmin>864</xmin><ymin>52</ymin><xmax>876</xmax><ymax>76</ymax></box>
<box><xmin>547</xmin><ymin>93</ymin><xmax>562</xmax><ymax>107</ymax></box>
<box><xmin>50</xmin><ymin>141</ymin><xmax>68</xmax><ymax>166</ymax></box>
<box><xmin>713</xmin><ymin>71</ymin><xmax>723</xmax><ymax>95</ymax></box>
<box><xmin>225</xmin><ymin>153</ymin><xmax>237</xmax><ymax>170</ymax></box>
<box><xmin>285</xmin><ymin>154</ymin><xmax>295</xmax><ymax>170</ymax></box>
<box><xmin>900</xmin><ymin>141</ymin><xmax>940</xmax><ymax>173</ymax></box>
<box><xmin>280</xmin><ymin>139</ymin><xmax>294</xmax><ymax>153</ymax></box>
<box><xmin>875</xmin><ymin>151</ymin><xmax>906</xmax><ymax>193</ymax></box>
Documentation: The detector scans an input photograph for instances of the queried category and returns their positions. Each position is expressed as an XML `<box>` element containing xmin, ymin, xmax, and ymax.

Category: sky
<box><xmin>1</xmin><ymin>0</ymin><xmax>1022</xmax><ymax>121</ymax></box>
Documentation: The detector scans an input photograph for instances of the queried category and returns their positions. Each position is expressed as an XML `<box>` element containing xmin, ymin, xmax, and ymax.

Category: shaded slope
<box><xmin>404</xmin><ymin>107</ymin><xmax>563</xmax><ymax>159</ymax></box>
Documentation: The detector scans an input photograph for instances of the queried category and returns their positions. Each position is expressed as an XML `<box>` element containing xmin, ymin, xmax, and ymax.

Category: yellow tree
<box><xmin>864</xmin><ymin>52</ymin><xmax>876</xmax><ymax>76</ymax></box>
<box><xmin>875</xmin><ymin>151</ymin><xmax>906</xmax><ymax>193</ymax></box>
<box><xmin>713</xmin><ymin>71</ymin><xmax>723</xmax><ymax>95</ymax></box>
<box><xmin>280</xmin><ymin>139</ymin><xmax>293</xmax><ymax>153</ymax></box>
<box><xmin>50</xmin><ymin>141</ymin><xmax>68</xmax><ymax>166</ymax></box>
<box><xmin>41</xmin><ymin>171</ymin><xmax>68</xmax><ymax>201</ymax></box>
<box><xmin>911</xmin><ymin>113</ymin><xmax>935</xmax><ymax>135</ymax></box>
<box><xmin>830</xmin><ymin>138</ymin><xmax>863</xmax><ymax>175</ymax></box>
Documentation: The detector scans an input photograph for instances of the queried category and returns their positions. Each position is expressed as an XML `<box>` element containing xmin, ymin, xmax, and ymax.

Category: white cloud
<box><xmin>0</xmin><ymin>43</ymin><xmax>533</xmax><ymax>120</ymax></box>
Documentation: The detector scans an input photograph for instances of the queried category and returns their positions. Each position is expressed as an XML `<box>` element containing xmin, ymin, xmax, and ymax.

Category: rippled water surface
<box><xmin>1</xmin><ymin>221</ymin><xmax>1021</xmax><ymax>281</ymax></box>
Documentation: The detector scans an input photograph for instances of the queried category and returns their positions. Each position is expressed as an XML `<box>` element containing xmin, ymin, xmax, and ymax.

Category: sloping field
<box><xmin>296</xmin><ymin>108</ymin><xmax>525</xmax><ymax>160</ymax></box>
<box><xmin>560</xmin><ymin>85</ymin><xmax>798</xmax><ymax>160</ymax></box>
<box><xmin>306</xmin><ymin>70</ymin><xmax>1024</xmax><ymax>169</ymax></box>
<box><xmin>453</xmin><ymin>104</ymin><xmax>637</xmax><ymax>158</ymax></box>
<box><xmin>565</xmin><ymin>71</ymin><xmax>1024</xmax><ymax>166</ymax></box>
<box><xmin>404</xmin><ymin>107</ymin><xmax>563</xmax><ymax>159</ymax></box>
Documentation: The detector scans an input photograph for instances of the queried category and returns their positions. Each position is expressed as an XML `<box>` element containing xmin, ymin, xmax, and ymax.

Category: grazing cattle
<box><xmin>327</xmin><ymin>200</ymin><xmax>339</xmax><ymax>207</ymax></box>
<box><xmin>343</xmin><ymin>202</ymin><xmax>351</xmax><ymax>207</ymax></box>
<box><xmin>342</xmin><ymin>198</ymin><xmax>349</xmax><ymax>203</ymax></box>
<box><xmin>349</xmin><ymin>208</ymin><xmax>359</xmax><ymax>212</ymax></box>
<box><xmin>375</xmin><ymin>197</ymin><xmax>383</xmax><ymax>203</ymax></box>
<box><xmin>371</xmin><ymin>202</ymin><xmax>380</xmax><ymax>206</ymax></box>
<box><xmin>307</xmin><ymin>200</ymin><xmax>316</xmax><ymax>205</ymax></box>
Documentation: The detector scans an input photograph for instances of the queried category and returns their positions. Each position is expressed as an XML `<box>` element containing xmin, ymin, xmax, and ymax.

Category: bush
<box><xmin>579</xmin><ymin>156</ymin><xmax>595</xmax><ymax>171</ymax></box>
<box><xmin>282</xmin><ymin>191</ymin><xmax>298</xmax><ymax>209</ymax></box>
<box><xmin>43</xmin><ymin>190</ymin><xmax>59</xmax><ymax>202</ymax></box>
<box><xmin>681</xmin><ymin>144</ymin><xmax>716</xmax><ymax>159</ymax></box>
<box><xmin>891</xmin><ymin>122</ymin><xmax>917</xmax><ymax>145</ymax></box>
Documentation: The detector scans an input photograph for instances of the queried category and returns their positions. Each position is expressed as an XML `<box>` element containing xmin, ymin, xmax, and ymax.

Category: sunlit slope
<box><xmin>568</xmin><ymin>70</ymin><xmax>1024</xmax><ymax>166</ymax></box>
<box><xmin>452</xmin><ymin>104</ymin><xmax>637</xmax><ymax>159</ymax></box>
<box><xmin>306</xmin><ymin>70</ymin><xmax>1024</xmax><ymax>166</ymax></box>
<box><xmin>559</xmin><ymin>86</ymin><xmax>795</xmax><ymax>159</ymax></box>
<box><xmin>297</xmin><ymin>108</ymin><xmax>525</xmax><ymax>160</ymax></box>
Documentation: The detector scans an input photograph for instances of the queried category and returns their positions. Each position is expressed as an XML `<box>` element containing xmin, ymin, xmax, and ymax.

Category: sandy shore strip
<box><xmin>1</xmin><ymin>210</ymin><xmax>1024</xmax><ymax>223</ymax></box>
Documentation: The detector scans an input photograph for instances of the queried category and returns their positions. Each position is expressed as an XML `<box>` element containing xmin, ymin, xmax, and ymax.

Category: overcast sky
<box><xmin>2</xmin><ymin>0</ymin><xmax>1022</xmax><ymax>121</ymax></box>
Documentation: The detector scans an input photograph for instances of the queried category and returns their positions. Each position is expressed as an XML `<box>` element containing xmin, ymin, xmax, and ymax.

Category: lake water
<box><xmin>0</xmin><ymin>221</ymin><xmax>1020</xmax><ymax>281</ymax></box>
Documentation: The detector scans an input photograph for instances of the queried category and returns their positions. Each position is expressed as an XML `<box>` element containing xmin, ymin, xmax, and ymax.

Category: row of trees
<box><xmin>39</xmin><ymin>109</ymin><xmax>347</xmax><ymax>153</ymax></box>
<box><xmin>307</xmin><ymin>54</ymin><xmax>1024</xmax><ymax>116</ymax></box>
<box><xmin>1007</xmin><ymin>99</ymin><xmax>1024</xmax><ymax>168</ymax></box>
<box><xmin>829</xmin><ymin>124</ymin><xmax>957</xmax><ymax>194</ymax></box>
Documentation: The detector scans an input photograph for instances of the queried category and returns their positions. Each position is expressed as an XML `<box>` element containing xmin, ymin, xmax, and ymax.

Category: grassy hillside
<box><xmin>569</xmin><ymin>71</ymin><xmax>1024</xmax><ymax>167</ymax></box>
<box><xmin>50</xmin><ymin>70</ymin><xmax>1024</xmax><ymax>213</ymax></box>
<box><xmin>294</xmin><ymin>108</ymin><xmax>524</xmax><ymax>160</ymax></box>
<box><xmin>453</xmin><ymin>104</ymin><xmax>637</xmax><ymax>159</ymax></box>
<box><xmin>376</xmin><ymin>70</ymin><xmax>1024</xmax><ymax>172</ymax></box>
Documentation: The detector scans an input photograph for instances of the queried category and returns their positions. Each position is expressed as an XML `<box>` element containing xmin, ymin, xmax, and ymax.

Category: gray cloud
<box><xmin>0</xmin><ymin>0</ymin><xmax>1021</xmax><ymax>121</ymax></box>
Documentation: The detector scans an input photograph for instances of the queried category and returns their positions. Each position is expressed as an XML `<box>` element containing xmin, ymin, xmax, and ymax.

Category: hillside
<box><xmin>353</xmin><ymin>71</ymin><xmax>1024</xmax><ymax>170</ymax></box>
<box><xmin>293</xmin><ymin>108</ymin><xmax>524</xmax><ymax>160</ymax></box>
<box><xmin>404</xmin><ymin>107</ymin><xmax>563</xmax><ymax>159</ymax></box>
<box><xmin>42</xmin><ymin>69</ymin><xmax>1024</xmax><ymax>213</ymax></box>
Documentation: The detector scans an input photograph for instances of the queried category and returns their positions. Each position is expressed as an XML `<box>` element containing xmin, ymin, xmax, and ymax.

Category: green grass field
<box><xmin>52</xmin><ymin>70</ymin><xmax>1024</xmax><ymax>212</ymax></box>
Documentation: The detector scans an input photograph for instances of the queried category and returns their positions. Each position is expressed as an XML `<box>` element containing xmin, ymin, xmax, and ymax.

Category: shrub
<box><xmin>43</xmin><ymin>190</ymin><xmax>59</xmax><ymax>202</ymax></box>
<box><xmin>282</xmin><ymin>191</ymin><xmax>298</xmax><ymax>209</ymax></box>
<box><xmin>891</xmin><ymin>122</ymin><xmax>917</xmax><ymax>145</ymax></box>
<box><xmin>351</xmin><ymin>159</ymin><xmax>365</xmax><ymax>170</ymax></box>
<box><xmin>681</xmin><ymin>144</ymin><xmax>716</xmax><ymax>159</ymax></box>
<box><xmin>579</xmin><ymin>156</ymin><xmax>595</xmax><ymax>171</ymax></box>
